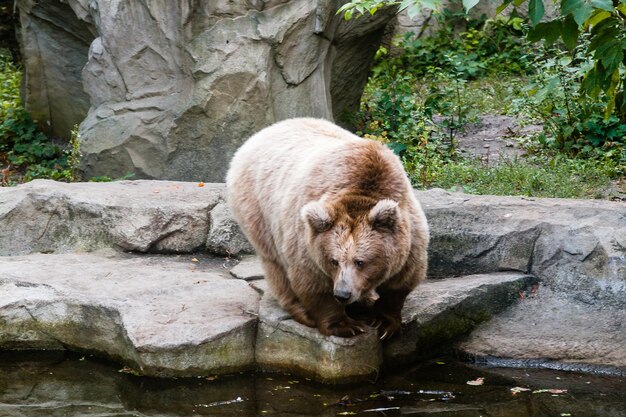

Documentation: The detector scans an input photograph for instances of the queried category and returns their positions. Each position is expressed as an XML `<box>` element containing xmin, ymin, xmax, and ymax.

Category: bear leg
<box><xmin>261</xmin><ymin>258</ymin><xmax>316</xmax><ymax>327</ymax></box>
<box><xmin>302</xmin><ymin>292</ymin><xmax>368</xmax><ymax>338</ymax></box>
<box><xmin>371</xmin><ymin>287</ymin><xmax>411</xmax><ymax>340</ymax></box>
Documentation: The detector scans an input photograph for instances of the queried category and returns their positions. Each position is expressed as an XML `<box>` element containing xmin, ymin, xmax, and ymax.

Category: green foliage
<box><xmin>0</xmin><ymin>50</ymin><xmax>77</xmax><ymax>185</ymax></box>
<box><xmin>356</xmin><ymin>13</ymin><xmax>532</xmax><ymax>169</ymax></box>
<box><xmin>340</xmin><ymin>0</ymin><xmax>626</xmax><ymax>122</ymax></box>
<box><xmin>511</xmin><ymin>40</ymin><xmax>625</xmax><ymax>171</ymax></box>
<box><xmin>392</xmin><ymin>11</ymin><xmax>535</xmax><ymax>78</ymax></box>
<box><xmin>350</xmin><ymin>2</ymin><xmax>623</xmax><ymax>198</ymax></box>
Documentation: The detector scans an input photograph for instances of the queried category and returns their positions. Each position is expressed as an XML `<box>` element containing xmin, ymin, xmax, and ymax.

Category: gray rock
<box><xmin>206</xmin><ymin>201</ymin><xmax>255</xmax><ymax>256</ymax></box>
<box><xmin>0</xmin><ymin>249</ymin><xmax>533</xmax><ymax>382</ymax></box>
<box><xmin>1</xmin><ymin>180</ymin><xmax>624</xmax><ymax>380</ymax></box>
<box><xmin>254</xmin><ymin>272</ymin><xmax>534</xmax><ymax>382</ymax></box>
<box><xmin>458</xmin><ymin>287</ymin><xmax>626</xmax><ymax>376</ymax></box>
<box><xmin>0</xmin><ymin>179</ymin><xmax>220</xmax><ymax>255</ymax></box>
<box><xmin>16</xmin><ymin>1</ymin><xmax>394</xmax><ymax>181</ymax></box>
<box><xmin>254</xmin><ymin>280</ymin><xmax>382</xmax><ymax>383</ymax></box>
<box><xmin>392</xmin><ymin>1</ymin><xmax>559</xmax><ymax>40</ymax></box>
<box><xmin>384</xmin><ymin>272</ymin><xmax>537</xmax><ymax>365</ymax></box>
<box><xmin>418</xmin><ymin>189</ymin><xmax>626</xmax><ymax>306</ymax></box>
<box><xmin>17</xmin><ymin>0</ymin><xmax>94</xmax><ymax>138</ymax></box>
<box><xmin>0</xmin><ymin>253</ymin><xmax>260</xmax><ymax>377</ymax></box>
<box><xmin>230</xmin><ymin>256</ymin><xmax>264</xmax><ymax>281</ymax></box>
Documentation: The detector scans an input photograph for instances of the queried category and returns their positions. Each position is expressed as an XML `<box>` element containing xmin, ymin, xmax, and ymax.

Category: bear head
<box><xmin>301</xmin><ymin>196</ymin><xmax>412</xmax><ymax>305</ymax></box>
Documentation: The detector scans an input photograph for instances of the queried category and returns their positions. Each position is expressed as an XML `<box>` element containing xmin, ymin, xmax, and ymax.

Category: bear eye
<box><xmin>330</xmin><ymin>259</ymin><xmax>339</xmax><ymax>266</ymax></box>
<box><xmin>354</xmin><ymin>260</ymin><xmax>365</xmax><ymax>267</ymax></box>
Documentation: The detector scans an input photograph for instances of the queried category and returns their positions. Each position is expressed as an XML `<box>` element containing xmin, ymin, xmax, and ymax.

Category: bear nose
<box><xmin>334</xmin><ymin>289</ymin><xmax>352</xmax><ymax>304</ymax></box>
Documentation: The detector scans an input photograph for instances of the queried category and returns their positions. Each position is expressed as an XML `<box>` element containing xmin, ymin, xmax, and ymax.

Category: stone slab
<box><xmin>254</xmin><ymin>272</ymin><xmax>536</xmax><ymax>382</ymax></box>
<box><xmin>0</xmin><ymin>180</ymin><xmax>252</xmax><ymax>257</ymax></box>
<box><xmin>0</xmin><ymin>253</ymin><xmax>260</xmax><ymax>377</ymax></box>
<box><xmin>384</xmin><ymin>272</ymin><xmax>538</xmax><ymax>365</ymax></box>
<box><xmin>229</xmin><ymin>256</ymin><xmax>264</xmax><ymax>281</ymax></box>
<box><xmin>417</xmin><ymin>189</ymin><xmax>626</xmax><ymax>305</ymax></box>
<box><xmin>458</xmin><ymin>287</ymin><xmax>626</xmax><ymax>376</ymax></box>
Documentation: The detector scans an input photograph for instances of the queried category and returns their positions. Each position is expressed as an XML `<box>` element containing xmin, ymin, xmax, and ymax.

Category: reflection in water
<box><xmin>1</xmin><ymin>351</ymin><xmax>625</xmax><ymax>417</ymax></box>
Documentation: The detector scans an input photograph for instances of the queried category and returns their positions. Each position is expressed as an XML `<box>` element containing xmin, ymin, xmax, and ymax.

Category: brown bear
<box><xmin>226</xmin><ymin>118</ymin><xmax>429</xmax><ymax>339</ymax></box>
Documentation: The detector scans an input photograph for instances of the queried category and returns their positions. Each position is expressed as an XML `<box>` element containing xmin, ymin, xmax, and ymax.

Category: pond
<box><xmin>1</xmin><ymin>351</ymin><xmax>625</xmax><ymax>417</ymax></box>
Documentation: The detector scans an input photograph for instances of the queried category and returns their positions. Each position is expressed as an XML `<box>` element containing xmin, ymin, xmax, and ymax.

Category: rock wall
<box><xmin>16</xmin><ymin>0</ymin><xmax>395</xmax><ymax>181</ymax></box>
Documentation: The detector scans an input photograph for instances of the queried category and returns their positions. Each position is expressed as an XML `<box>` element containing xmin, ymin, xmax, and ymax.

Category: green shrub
<box><xmin>391</xmin><ymin>10</ymin><xmax>536</xmax><ymax>79</ymax></box>
<box><xmin>510</xmin><ymin>40</ymin><xmax>626</xmax><ymax>173</ymax></box>
<box><xmin>0</xmin><ymin>50</ymin><xmax>74</xmax><ymax>185</ymax></box>
<box><xmin>354</xmin><ymin>8</ymin><xmax>622</xmax><ymax>199</ymax></box>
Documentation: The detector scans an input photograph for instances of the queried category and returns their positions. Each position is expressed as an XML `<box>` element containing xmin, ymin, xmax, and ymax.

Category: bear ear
<box><xmin>301</xmin><ymin>201</ymin><xmax>334</xmax><ymax>233</ymax></box>
<box><xmin>368</xmin><ymin>199</ymin><xmax>399</xmax><ymax>231</ymax></box>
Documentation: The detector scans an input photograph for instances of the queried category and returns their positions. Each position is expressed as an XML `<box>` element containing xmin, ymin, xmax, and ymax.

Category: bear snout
<box><xmin>333</xmin><ymin>287</ymin><xmax>352</xmax><ymax>304</ymax></box>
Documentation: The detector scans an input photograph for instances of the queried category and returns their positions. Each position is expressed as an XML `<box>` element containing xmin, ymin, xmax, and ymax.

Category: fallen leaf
<box><xmin>510</xmin><ymin>387</ymin><xmax>531</xmax><ymax>394</ymax></box>
<box><xmin>191</xmin><ymin>258</ymin><xmax>199</xmax><ymax>262</ymax></box>
<box><xmin>466</xmin><ymin>377</ymin><xmax>485</xmax><ymax>386</ymax></box>
<box><xmin>532</xmin><ymin>388</ymin><xmax>568</xmax><ymax>394</ymax></box>
<box><xmin>198</xmin><ymin>182</ymin><xmax>205</xmax><ymax>187</ymax></box>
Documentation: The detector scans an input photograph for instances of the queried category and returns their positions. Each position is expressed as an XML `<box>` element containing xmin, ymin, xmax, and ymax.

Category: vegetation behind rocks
<box><xmin>350</xmin><ymin>6</ymin><xmax>624</xmax><ymax>199</ymax></box>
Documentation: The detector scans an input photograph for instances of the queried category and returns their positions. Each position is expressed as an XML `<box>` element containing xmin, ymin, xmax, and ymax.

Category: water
<box><xmin>1</xmin><ymin>352</ymin><xmax>625</xmax><ymax>417</ymax></box>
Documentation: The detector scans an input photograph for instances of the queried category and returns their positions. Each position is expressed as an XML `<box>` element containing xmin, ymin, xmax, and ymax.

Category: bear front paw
<box><xmin>371</xmin><ymin>314</ymin><xmax>401</xmax><ymax>340</ymax></box>
<box><xmin>319</xmin><ymin>317</ymin><xmax>367</xmax><ymax>338</ymax></box>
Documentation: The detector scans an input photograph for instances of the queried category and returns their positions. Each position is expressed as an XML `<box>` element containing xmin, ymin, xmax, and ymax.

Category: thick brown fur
<box><xmin>226</xmin><ymin>118</ymin><xmax>429</xmax><ymax>339</ymax></box>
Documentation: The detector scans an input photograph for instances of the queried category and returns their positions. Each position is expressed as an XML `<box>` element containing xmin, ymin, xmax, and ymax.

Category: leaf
<box><xmin>591</xmin><ymin>0</ymin><xmax>613</xmax><ymax>11</ymax></box>
<box><xmin>463</xmin><ymin>0</ymin><xmax>480</xmax><ymax>12</ymax></box>
<box><xmin>399</xmin><ymin>0</ymin><xmax>416</xmax><ymax>12</ymax></box>
<box><xmin>593</xmin><ymin>32</ymin><xmax>624</xmax><ymax>73</ymax></box>
<box><xmin>466</xmin><ymin>377</ymin><xmax>485</xmax><ymax>386</ymax></box>
<box><xmin>533</xmin><ymin>388</ymin><xmax>568</xmax><ymax>394</ymax></box>
<box><xmin>561</xmin><ymin>0</ymin><xmax>594</xmax><ymax>25</ymax></box>
<box><xmin>496</xmin><ymin>0</ymin><xmax>514</xmax><ymax>14</ymax></box>
<box><xmin>585</xmin><ymin>10</ymin><xmax>611</xmax><ymax>28</ymax></box>
<box><xmin>529</xmin><ymin>0</ymin><xmax>546</xmax><ymax>26</ymax></box>
<box><xmin>420</xmin><ymin>0</ymin><xmax>441</xmax><ymax>11</ymax></box>
<box><xmin>528</xmin><ymin>20</ymin><xmax>562</xmax><ymax>45</ymax></box>
<box><xmin>387</xmin><ymin>142</ymin><xmax>407</xmax><ymax>155</ymax></box>
<box><xmin>561</xmin><ymin>14</ymin><xmax>579</xmax><ymax>50</ymax></box>
<box><xmin>604</xmin><ymin>69</ymin><xmax>620</xmax><ymax>119</ymax></box>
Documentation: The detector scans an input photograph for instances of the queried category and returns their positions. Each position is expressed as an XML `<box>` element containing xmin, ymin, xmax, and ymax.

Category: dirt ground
<box><xmin>452</xmin><ymin>115</ymin><xmax>626</xmax><ymax>201</ymax></box>
<box><xmin>454</xmin><ymin>114</ymin><xmax>541</xmax><ymax>162</ymax></box>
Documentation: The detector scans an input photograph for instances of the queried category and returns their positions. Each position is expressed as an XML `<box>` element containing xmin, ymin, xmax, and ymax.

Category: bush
<box><xmin>0</xmin><ymin>50</ymin><xmax>75</xmax><ymax>185</ymax></box>
<box><xmin>391</xmin><ymin>10</ymin><xmax>536</xmax><ymax>79</ymax></box>
<box><xmin>510</xmin><ymin>39</ymin><xmax>626</xmax><ymax>173</ymax></box>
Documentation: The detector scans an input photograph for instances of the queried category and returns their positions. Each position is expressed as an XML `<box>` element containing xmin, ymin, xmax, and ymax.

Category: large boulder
<box><xmin>418</xmin><ymin>189</ymin><xmax>626</xmax><ymax>306</ymax></box>
<box><xmin>0</xmin><ymin>252</ymin><xmax>260</xmax><ymax>377</ymax></box>
<box><xmin>0</xmin><ymin>179</ymin><xmax>252</xmax><ymax>256</ymax></box>
<box><xmin>17</xmin><ymin>0</ymin><xmax>95</xmax><ymax>138</ymax></box>
<box><xmin>16</xmin><ymin>1</ymin><xmax>396</xmax><ymax>181</ymax></box>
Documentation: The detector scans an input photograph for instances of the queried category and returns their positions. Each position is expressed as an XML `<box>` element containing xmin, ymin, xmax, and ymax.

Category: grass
<box><xmin>410</xmin><ymin>155</ymin><xmax>621</xmax><ymax>199</ymax></box>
